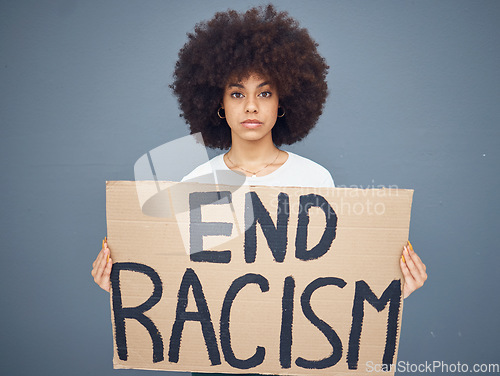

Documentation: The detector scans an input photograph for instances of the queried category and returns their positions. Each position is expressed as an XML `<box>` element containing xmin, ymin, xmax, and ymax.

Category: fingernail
<box><xmin>408</xmin><ymin>241</ymin><xmax>414</xmax><ymax>252</ymax></box>
<box><xmin>401</xmin><ymin>254</ymin><xmax>406</xmax><ymax>263</ymax></box>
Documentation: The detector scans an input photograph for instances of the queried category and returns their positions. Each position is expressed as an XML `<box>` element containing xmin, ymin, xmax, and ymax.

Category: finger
<box><xmin>94</xmin><ymin>247</ymin><xmax>109</xmax><ymax>282</ymax></box>
<box><xmin>405</xmin><ymin>246</ymin><xmax>427</xmax><ymax>280</ymax></box>
<box><xmin>103</xmin><ymin>237</ymin><xmax>111</xmax><ymax>263</ymax></box>
<box><xmin>400</xmin><ymin>254</ymin><xmax>423</xmax><ymax>298</ymax></box>
<box><xmin>400</xmin><ymin>253</ymin><xmax>416</xmax><ymax>280</ymax></box>
<box><xmin>400</xmin><ymin>257</ymin><xmax>414</xmax><ymax>298</ymax></box>
<box><xmin>402</xmin><ymin>246</ymin><xmax>420</xmax><ymax>283</ymax></box>
<box><xmin>403</xmin><ymin>246</ymin><xmax>418</xmax><ymax>277</ymax></box>
<box><xmin>92</xmin><ymin>238</ymin><xmax>107</xmax><ymax>268</ymax></box>
<box><xmin>100</xmin><ymin>256</ymin><xmax>113</xmax><ymax>292</ymax></box>
<box><xmin>407</xmin><ymin>241</ymin><xmax>427</xmax><ymax>271</ymax></box>
<box><xmin>409</xmin><ymin>247</ymin><xmax>427</xmax><ymax>273</ymax></box>
<box><xmin>407</xmin><ymin>241</ymin><xmax>414</xmax><ymax>253</ymax></box>
<box><xmin>104</xmin><ymin>239</ymin><xmax>110</xmax><ymax>263</ymax></box>
<box><xmin>403</xmin><ymin>248</ymin><xmax>427</xmax><ymax>291</ymax></box>
<box><xmin>91</xmin><ymin>249</ymin><xmax>104</xmax><ymax>276</ymax></box>
<box><xmin>408</xmin><ymin>250</ymin><xmax>427</xmax><ymax>276</ymax></box>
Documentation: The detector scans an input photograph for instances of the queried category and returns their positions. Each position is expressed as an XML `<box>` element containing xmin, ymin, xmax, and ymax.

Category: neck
<box><xmin>227</xmin><ymin>134</ymin><xmax>279</xmax><ymax>167</ymax></box>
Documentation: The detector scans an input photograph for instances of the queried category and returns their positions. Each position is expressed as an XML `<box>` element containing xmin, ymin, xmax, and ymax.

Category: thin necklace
<box><xmin>225</xmin><ymin>149</ymin><xmax>281</xmax><ymax>178</ymax></box>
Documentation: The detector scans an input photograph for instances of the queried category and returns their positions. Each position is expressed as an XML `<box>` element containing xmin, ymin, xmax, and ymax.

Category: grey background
<box><xmin>1</xmin><ymin>0</ymin><xmax>499</xmax><ymax>375</ymax></box>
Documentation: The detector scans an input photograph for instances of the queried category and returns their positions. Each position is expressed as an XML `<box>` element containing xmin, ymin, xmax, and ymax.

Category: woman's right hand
<box><xmin>91</xmin><ymin>238</ymin><xmax>112</xmax><ymax>292</ymax></box>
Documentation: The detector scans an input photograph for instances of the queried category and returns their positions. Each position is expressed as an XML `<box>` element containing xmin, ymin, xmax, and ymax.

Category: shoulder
<box><xmin>181</xmin><ymin>154</ymin><xmax>225</xmax><ymax>182</ymax></box>
<box><xmin>279</xmin><ymin>152</ymin><xmax>335</xmax><ymax>188</ymax></box>
<box><xmin>287</xmin><ymin>152</ymin><xmax>330</xmax><ymax>172</ymax></box>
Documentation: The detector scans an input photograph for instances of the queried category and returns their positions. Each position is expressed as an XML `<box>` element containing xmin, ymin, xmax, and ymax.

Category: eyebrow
<box><xmin>227</xmin><ymin>81</ymin><xmax>271</xmax><ymax>89</ymax></box>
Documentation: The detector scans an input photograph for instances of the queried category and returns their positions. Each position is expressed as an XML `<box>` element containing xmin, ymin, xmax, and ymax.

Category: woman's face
<box><xmin>221</xmin><ymin>73</ymin><xmax>279</xmax><ymax>145</ymax></box>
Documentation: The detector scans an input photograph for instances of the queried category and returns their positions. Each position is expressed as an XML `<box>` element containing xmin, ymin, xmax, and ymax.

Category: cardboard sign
<box><xmin>106</xmin><ymin>181</ymin><xmax>413</xmax><ymax>375</ymax></box>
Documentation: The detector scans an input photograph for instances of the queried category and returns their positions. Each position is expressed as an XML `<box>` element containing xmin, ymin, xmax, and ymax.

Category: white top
<box><xmin>182</xmin><ymin>151</ymin><xmax>334</xmax><ymax>188</ymax></box>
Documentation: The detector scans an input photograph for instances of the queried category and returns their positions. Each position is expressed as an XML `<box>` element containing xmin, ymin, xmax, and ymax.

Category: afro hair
<box><xmin>171</xmin><ymin>4</ymin><xmax>329</xmax><ymax>149</ymax></box>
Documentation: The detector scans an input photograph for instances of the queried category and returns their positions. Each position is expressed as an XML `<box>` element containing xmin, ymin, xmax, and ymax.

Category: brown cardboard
<box><xmin>106</xmin><ymin>181</ymin><xmax>413</xmax><ymax>375</ymax></box>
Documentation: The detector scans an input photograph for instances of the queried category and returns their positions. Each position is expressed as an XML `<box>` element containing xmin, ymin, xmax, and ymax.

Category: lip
<box><xmin>241</xmin><ymin>119</ymin><xmax>263</xmax><ymax>129</ymax></box>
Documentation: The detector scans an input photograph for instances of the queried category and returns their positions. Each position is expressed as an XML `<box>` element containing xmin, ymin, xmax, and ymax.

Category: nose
<box><xmin>245</xmin><ymin>97</ymin><xmax>258</xmax><ymax>113</ymax></box>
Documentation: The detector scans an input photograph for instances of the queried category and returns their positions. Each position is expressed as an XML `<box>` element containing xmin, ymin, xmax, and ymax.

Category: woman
<box><xmin>92</xmin><ymin>5</ymin><xmax>427</xmax><ymax>372</ymax></box>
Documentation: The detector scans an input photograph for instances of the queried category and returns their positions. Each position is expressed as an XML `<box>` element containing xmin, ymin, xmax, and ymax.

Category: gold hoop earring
<box><xmin>278</xmin><ymin>106</ymin><xmax>286</xmax><ymax>118</ymax></box>
<box><xmin>217</xmin><ymin>107</ymin><xmax>226</xmax><ymax>119</ymax></box>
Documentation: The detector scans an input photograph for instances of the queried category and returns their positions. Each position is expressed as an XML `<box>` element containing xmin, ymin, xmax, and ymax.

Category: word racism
<box><xmin>106</xmin><ymin>182</ymin><xmax>413</xmax><ymax>375</ymax></box>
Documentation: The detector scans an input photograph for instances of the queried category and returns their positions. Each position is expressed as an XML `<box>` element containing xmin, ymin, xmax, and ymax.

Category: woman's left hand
<box><xmin>400</xmin><ymin>241</ymin><xmax>427</xmax><ymax>299</ymax></box>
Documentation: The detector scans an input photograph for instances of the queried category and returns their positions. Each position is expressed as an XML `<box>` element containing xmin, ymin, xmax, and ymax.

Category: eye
<box><xmin>230</xmin><ymin>92</ymin><xmax>244</xmax><ymax>98</ymax></box>
<box><xmin>258</xmin><ymin>91</ymin><xmax>272</xmax><ymax>98</ymax></box>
